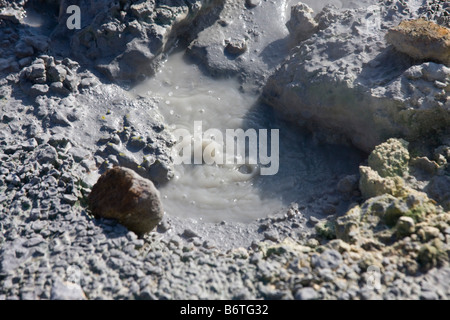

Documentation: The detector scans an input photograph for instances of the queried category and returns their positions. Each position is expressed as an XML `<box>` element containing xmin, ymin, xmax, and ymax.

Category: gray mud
<box><xmin>1</xmin><ymin>0</ymin><xmax>450</xmax><ymax>300</ymax></box>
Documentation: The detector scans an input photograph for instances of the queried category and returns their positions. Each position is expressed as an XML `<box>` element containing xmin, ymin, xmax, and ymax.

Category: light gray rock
<box><xmin>49</xmin><ymin>81</ymin><xmax>70</xmax><ymax>95</ymax></box>
<box><xmin>47</xmin><ymin>65</ymin><xmax>67</xmax><ymax>83</ymax></box>
<box><xmin>62</xmin><ymin>74</ymin><xmax>79</xmax><ymax>92</ymax></box>
<box><xmin>50</xmin><ymin>111</ymin><xmax>71</xmax><ymax>127</ymax></box>
<box><xmin>35</xmin><ymin>145</ymin><xmax>58</xmax><ymax>166</ymax></box>
<box><xmin>264</xmin><ymin>230</ymin><xmax>279</xmax><ymax>242</ymax></box>
<box><xmin>28</xmin><ymin>63</ymin><xmax>46</xmax><ymax>83</ymax></box>
<box><xmin>79</xmin><ymin>77</ymin><xmax>99</xmax><ymax>89</ymax></box>
<box><xmin>68</xmin><ymin>147</ymin><xmax>90</xmax><ymax>162</ymax></box>
<box><xmin>420</xmin><ymin>290</ymin><xmax>439</xmax><ymax>300</ymax></box>
<box><xmin>286</xmin><ymin>3</ymin><xmax>318</xmax><ymax>43</ymax></box>
<box><xmin>51</xmin><ymin>279</ymin><xmax>86</xmax><ymax>300</ymax></box>
<box><xmin>22</xmin><ymin>138</ymin><xmax>38</xmax><ymax>151</ymax></box>
<box><xmin>61</xmin><ymin>58</ymin><xmax>79</xmax><ymax>70</ymax></box>
<box><xmin>294</xmin><ymin>287</ymin><xmax>318</xmax><ymax>300</ymax></box>
<box><xmin>0</xmin><ymin>239</ymin><xmax>29</xmax><ymax>274</ymax></box>
<box><xmin>312</xmin><ymin>249</ymin><xmax>343</xmax><ymax>270</ymax></box>
<box><xmin>62</xmin><ymin>194</ymin><xmax>78</xmax><ymax>205</ymax></box>
<box><xmin>396</xmin><ymin>216</ymin><xmax>415</xmax><ymax>237</ymax></box>
<box><xmin>29</xmin><ymin>84</ymin><xmax>49</xmax><ymax>96</ymax></box>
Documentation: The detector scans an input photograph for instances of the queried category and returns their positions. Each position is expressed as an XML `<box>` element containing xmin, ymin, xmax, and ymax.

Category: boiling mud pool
<box><xmin>128</xmin><ymin>0</ymin><xmax>370</xmax><ymax>224</ymax></box>
<box><xmin>131</xmin><ymin>52</ymin><xmax>365</xmax><ymax>223</ymax></box>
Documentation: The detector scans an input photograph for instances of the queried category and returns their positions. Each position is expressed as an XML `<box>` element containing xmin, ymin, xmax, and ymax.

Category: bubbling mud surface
<box><xmin>131</xmin><ymin>52</ymin><xmax>365</xmax><ymax>223</ymax></box>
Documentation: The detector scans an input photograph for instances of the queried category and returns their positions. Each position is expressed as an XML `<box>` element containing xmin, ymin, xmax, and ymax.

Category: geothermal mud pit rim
<box><xmin>1</xmin><ymin>0</ymin><xmax>450</xmax><ymax>300</ymax></box>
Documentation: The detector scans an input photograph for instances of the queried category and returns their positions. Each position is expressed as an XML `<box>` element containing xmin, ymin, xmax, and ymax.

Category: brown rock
<box><xmin>225</xmin><ymin>39</ymin><xmax>247</xmax><ymax>55</ymax></box>
<box><xmin>385</xmin><ymin>19</ymin><xmax>450</xmax><ymax>66</ymax></box>
<box><xmin>88</xmin><ymin>167</ymin><xmax>163</xmax><ymax>236</ymax></box>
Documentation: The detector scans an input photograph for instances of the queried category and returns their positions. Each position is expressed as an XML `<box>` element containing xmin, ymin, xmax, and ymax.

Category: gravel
<box><xmin>311</xmin><ymin>250</ymin><xmax>343</xmax><ymax>270</ymax></box>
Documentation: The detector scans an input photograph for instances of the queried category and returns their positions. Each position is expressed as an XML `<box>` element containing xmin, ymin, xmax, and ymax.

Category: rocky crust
<box><xmin>50</xmin><ymin>0</ymin><xmax>223</xmax><ymax>84</ymax></box>
<box><xmin>263</xmin><ymin>1</ymin><xmax>450</xmax><ymax>152</ymax></box>
<box><xmin>316</xmin><ymin>138</ymin><xmax>450</xmax><ymax>278</ymax></box>
<box><xmin>185</xmin><ymin>0</ymin><xmax>295</xmax><ymax>91</ymax></box>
